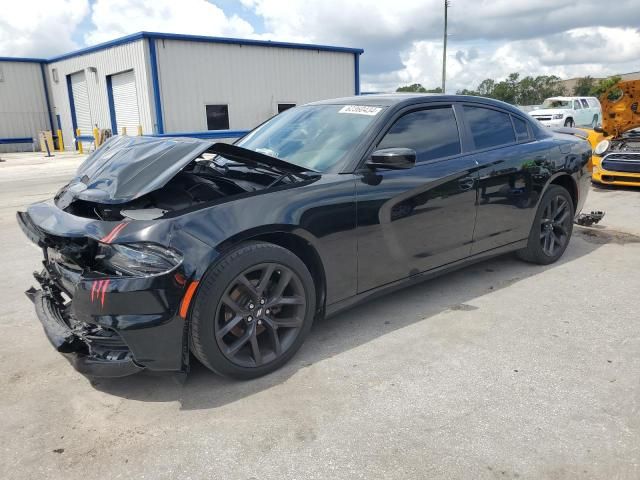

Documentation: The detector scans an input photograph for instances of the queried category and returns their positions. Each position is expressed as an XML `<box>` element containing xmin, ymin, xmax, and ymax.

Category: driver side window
<box><xmin>574</xmin><ymin>100</ymin><xmax>582</xmax><ymax>110</ymax></box>
<box><xmin>377</xmin><ymin>106</ymin><xmax>461</xmax><ymax>163</ymax></box>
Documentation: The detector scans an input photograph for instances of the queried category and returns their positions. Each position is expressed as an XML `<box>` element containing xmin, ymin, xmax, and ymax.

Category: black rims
<box><xmin>539</xmin><ymin>194</ymin><xmax>571</xmax><ymax>257</ymax></box>
<box><xmin>517</xmin><ymin>184</ymin><xmax>574</xmax><ymax>265</ymax></box>
<box><xmin>214</xmin><ymin>263</ymin><xmax>306</xmax><ymax>368</ymax></box>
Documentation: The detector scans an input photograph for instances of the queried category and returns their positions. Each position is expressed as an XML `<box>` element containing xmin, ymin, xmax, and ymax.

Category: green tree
<box><xmin>590</xmin><ymin>75</ymin><xmax>622</xmax><ymax>100</ymax></box>
<box><xmin>396</xmin><ymin>84</ymin><xmax>443</xmax><ymax>93</ymax></box>
<box><xmin>457</xmin><ymin>73</ymin><xmax>565</xmax><ymax>105</ymax></box>
<box><xmin>534</xmin><ymin>75</ymin><xmax>565</xmax><ymax>102</ymax></box>
<box><xmin>476</xmin><ymin>79</ymin><xmax>495</xmax><ymax>97</ymax></box>
<box><xmin>573</xmin><ymin>76</ymin><xmax>595</xmax><ymax>96</ymax></box>
<box><xmin>396</xmin><ymin>83</ymin><xmax>428</xmax><ymax>93</ymax></box>
<box><xmin>491</xmin><ymin>73</ymin><xmax>520</xmax><ymax>103</ymax></box>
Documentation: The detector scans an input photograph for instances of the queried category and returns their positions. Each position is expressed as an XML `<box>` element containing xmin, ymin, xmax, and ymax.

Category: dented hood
<box><xmin>56</xmin><ymin>136</ymin><xmax>213</xmax><ymax>206</ymax></box>
<box><xmin>600</xmin><ymin>80</ymin><xmax>640</xmax><ymax>136</ymax></box>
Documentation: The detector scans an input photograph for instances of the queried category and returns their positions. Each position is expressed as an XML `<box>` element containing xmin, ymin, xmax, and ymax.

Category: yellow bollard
<box><xmin>76</xmin><ymin>128</ymin><xmax>83</xmax><ymax>154</ymax></box>
<box><xmin>57</xmin><ymin>129</ymin><xmax>64</xmax><ymax>151</ymax></box>
<box><xmin>93</xmin><ymin>127</ymin><xmax>100</xmax><ymax>148</ymax></box>
<box><xmin>137</xmin><ymin>125</ymin><xmax>142</xmax><ymax>136</ymax></box>
<box><xmin>122</xmin><ymin>126</ymin><xmax>127</xmax><ymax>136</ymax></box>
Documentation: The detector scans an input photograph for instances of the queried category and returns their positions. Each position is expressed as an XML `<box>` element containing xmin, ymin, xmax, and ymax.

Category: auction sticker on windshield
<box><xmin>338</xmin><ymin>105</ymin><xmax>382</xmax><ymax>115</ymax></box>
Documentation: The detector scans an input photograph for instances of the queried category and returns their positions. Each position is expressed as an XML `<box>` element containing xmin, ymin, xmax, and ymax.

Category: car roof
<box><xmin>308</xmin><ymin>93</ymin><xmax>527</xmax><ymax>115</ymax></box>
<box><xmin>546</xmin><ymin>96</ymin><xmax>585</xmax><ymax>101</ymax></box>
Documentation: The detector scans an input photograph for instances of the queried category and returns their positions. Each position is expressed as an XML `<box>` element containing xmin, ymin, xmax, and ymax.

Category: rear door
<box><xmin>355</xmin><ymin>103</ymin><xmax>478</xmax><ymax>292</ymax></box>
<box><xmin>463</xmin><ymin>104</ymin><xmax>549</xmax><ymax>253</ymax></box>
<box><xmin>572</xmin><ymin>99</ymin><xmax>585</xmax><ymax>125</ymax></box>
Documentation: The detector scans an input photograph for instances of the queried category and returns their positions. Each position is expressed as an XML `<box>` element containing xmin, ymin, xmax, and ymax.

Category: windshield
<box><xmin>542</xmin><ymin>99</ymin><xmax>571</xmax><ymax>109</ymax></box>
<box><xmin>234</xmin><ymin>105</ymin><xmax>384</xmax><ymax>172</ymax></box>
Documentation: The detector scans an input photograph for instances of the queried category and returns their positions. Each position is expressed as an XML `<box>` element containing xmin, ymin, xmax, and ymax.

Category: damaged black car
<box><xmin>18</xmin><ymin>95</ymin><xmax>591</xmax><ymax>379</ymax></box>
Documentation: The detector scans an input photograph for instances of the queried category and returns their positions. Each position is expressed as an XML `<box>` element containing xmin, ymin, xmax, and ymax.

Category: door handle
<box><xmin>458</xmin><ymin>177</ymin><xmax>475</xmax><ymax>191</ymax></box>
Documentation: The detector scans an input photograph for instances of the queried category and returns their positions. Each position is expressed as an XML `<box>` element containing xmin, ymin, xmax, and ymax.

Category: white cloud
<box><xmin>361</xmin><ymin>26</ymin><xmax>640</xmax><ymax>93</ymax></box>
<box><xmin>1</xmin><ymin>0</ymin><xmax>639</xmax><ymax>94</ymax></box>
<box><xmin>85</xmin><ymin>0</ymin><xmax>256</xmax><ymax>45</ymax></box>
<box><xmin>0</xmin><ymin>0</ymin><xmax>89</xmax><ymax>57</ymax></box>
<box><xmin>243</xmin><ymin>0</ymin><xmax>640</xmax><ymax>92</ymax></box>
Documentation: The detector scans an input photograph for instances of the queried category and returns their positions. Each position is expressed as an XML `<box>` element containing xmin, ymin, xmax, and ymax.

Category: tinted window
<box><xmin>573</xmin><ymin>100</ymin><xmax>582</xmax><ymax>110</ymax></box>
<box><xmin>206</xmin><ymin>104</ymin><xmax>229</xmax><ymax>130</ymax></box>
<box><xmin>463</xmin><ymin>105</ymin><xmax>515</xmax><ymax>150</ymax></box>
<box><xmin>580</xmin><ymin>99</ymin><xmax>589</xmax><ymax>108</ymax></box>
<box><xmin>377</xmin><ymin>107</ymin><xmax>461</xmax><ymax>162</ymax></box>
<box><xmin>512</xmin><ymin>116</ymin><xmax>529</xmax><ymax>141</ymax></box>
<box><xmin>277</xmin><ymin>103</ymin><xmax>296</xmax><ymax>113</ymax></box>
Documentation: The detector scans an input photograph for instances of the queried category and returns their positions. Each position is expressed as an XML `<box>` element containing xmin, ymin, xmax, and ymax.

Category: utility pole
<box><xmin>442</xmin><ymin>0</ymin><xmax>450</xmax><ymax>93</ymax></box>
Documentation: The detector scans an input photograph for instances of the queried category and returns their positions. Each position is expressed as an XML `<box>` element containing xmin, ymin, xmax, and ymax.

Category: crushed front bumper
<box><xmin>27</xmin><ymin>282</ymin><xmax>145</xmax><ymax>377</ymax></box>
<box><xmin>17</xmin><ymin>210</ymin><xmax>190</xmax><ymax>378</ymax></box>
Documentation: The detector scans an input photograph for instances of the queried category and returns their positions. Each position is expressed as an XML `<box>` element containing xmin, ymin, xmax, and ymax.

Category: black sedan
<box><xmin>17</xmin><ymin>94</ymin><xmax>591</xmax><ymax>379</ymax></box>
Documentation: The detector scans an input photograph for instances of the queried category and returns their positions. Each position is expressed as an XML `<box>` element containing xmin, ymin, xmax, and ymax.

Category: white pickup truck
<box><xmin>529</xmin><ymin>96</ymin><xmax>602</xmax><ymax>128</ymax></box>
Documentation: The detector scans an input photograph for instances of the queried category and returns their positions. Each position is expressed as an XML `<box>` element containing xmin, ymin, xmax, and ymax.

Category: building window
<box><xmin>277</xmin><ymin>103</ymin><xmax>296</xmax><ymax>114</ymax></box>
<box><xmin>206</xmin><ymin>104</ymin><xmax>230</xmax><ymax>130</ymax></box>
<box><xmin>51</xmin><ymin>68</ymin><xmax>59</xmax><ymax>83</ymax></box>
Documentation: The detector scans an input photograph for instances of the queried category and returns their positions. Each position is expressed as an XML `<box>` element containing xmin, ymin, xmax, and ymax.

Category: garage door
<box><xmin>111</xmin><ymin>70</ymin><xmax>140</xmax><ymax>135</ymax></box>
<box><xmin>70</xmin><ymin>71</ymin><xmax>93</xmax><ymax>138</ymax></box>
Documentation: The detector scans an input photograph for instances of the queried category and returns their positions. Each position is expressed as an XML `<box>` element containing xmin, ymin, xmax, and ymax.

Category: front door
<box><xmin>355</xmin><ymin>105</ymin><xmax>478</xmax><ymax>292</ymax></box>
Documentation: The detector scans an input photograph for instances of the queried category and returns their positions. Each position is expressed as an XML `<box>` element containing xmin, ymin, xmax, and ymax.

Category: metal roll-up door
<box><xmin>111</xmin><ymin>70</ymin><xmax>140</xmax><ymax>135</ymax></box>
<box><xmin>70</xmin><ymin>71</ymin><xmax>93</xmax><ymax>145</ymax></box>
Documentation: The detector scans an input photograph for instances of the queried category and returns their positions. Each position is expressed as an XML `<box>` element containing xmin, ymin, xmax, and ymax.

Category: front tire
<box><xmin>190</xmin><ymin>242</ymin><xmax>316</xmax><ymax>379</ymax></box>
<box><xmin>564</xmin><ymin>118</ymin><xmax>574</xmax><ymax>127</ymax></box>
<box><xmin>517</xmin><ymin>185</ymin><xmax>574</xmax><ymax>265</ymax></box>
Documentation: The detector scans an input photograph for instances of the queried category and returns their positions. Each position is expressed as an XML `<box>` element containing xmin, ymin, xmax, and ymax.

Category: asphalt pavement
<box><xmin>1</xmin><ymin>152</ymin><xmax>638</xmax><ymax>479</ymax></box>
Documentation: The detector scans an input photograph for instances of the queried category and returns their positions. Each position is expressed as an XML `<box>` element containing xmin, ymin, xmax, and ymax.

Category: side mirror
<box><xmin>366</xmin><ymin>148</ymin><xmax>416</xmax><ymax>170</ymax></box>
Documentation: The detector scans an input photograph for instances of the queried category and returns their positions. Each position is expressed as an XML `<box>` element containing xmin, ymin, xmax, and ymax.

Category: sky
<box><xmin>1</xmin><ymin>0</ymin><xmax>640</xmax><ymax>93</ymax></box>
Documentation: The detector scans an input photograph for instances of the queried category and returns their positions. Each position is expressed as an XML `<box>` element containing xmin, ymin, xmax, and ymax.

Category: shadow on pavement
<box><xmin>92</xmin><ymin>226</ymin><xmax>622</xmax><ymax>410</ymax></box>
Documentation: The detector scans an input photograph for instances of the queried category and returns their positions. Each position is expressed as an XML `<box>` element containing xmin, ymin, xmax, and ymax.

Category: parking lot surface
<box><xmin>1</xmin><ymin>153</ymin><xmax>638</xmax><ymax>479</ymax></box>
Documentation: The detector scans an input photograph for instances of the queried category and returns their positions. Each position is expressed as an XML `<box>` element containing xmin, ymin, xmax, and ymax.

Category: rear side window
<box><xmin>573</xmin><ymin>100</ymin><xmax>582</xmax><ymax>110</ymax></box>
<box><xmin>512</xmin><ymin>116</ymin><xmax>530</xmax><ymax>141</ymax></box>
<box><xmin>463</xmin><ymin>105</ymin><xmax>515</xmax><ymax>150</ymax></box>
<box><xmin>580</xmin><ymin>99</ymin><xmax>589</xmax><ymax>108</ymax></box>
<box><xmin>588</xmin><ymin>98</ymin><xmax>599</xmax><ymax>108</ymax></box>
<box><xmin>378</xmin><ymin>106</ymin><xmax>461</xmax><ymax>162</ymax></box>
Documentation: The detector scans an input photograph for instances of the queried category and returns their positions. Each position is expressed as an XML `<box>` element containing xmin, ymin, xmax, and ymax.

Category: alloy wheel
<box><xmin>540</xmin><ymin>195</ymin><xmax>571</xmax><ymax>256</ymax></box>
<box><xmin>214</xmin><ymin>263</ymin><xmax>306</xmax><ymax>368</ymax></box>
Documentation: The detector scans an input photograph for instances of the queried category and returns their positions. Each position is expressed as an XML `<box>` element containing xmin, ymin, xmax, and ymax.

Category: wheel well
<box><xmin>550</xmin><ymin>175</ymin><xmax>577</xmax><ymax>210</ymax></box>
<box><xmin>246</xmin><ymin>232</ymin><xmax>326</xmax><ymax>316</ymax></box>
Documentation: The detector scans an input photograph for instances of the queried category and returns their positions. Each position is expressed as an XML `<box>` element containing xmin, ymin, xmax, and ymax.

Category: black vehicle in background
<box><xmin>17</xmin><ymin>94</ymin><xmax>591</xmax><ymax>379</ymax></box>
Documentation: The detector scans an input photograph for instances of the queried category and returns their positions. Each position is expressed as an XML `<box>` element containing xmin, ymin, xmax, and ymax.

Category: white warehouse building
<box><xmin>0</xmin><ymin>32</ymin><xmax>363</xmax><ymax>152</ymax></box>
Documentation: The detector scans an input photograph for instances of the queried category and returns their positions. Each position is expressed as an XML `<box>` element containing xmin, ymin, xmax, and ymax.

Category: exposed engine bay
<box><xmin>55</xmin><ymin>138</ymin><xmax>317</xmax><ymax>222</ymax></box>
<box><xmin>605</xmin><ymin>132</ymin><xmax>640</xmax><ymax>153</ymax></box>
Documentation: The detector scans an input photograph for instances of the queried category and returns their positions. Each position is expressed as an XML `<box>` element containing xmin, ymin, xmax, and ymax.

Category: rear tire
<box><xmin>591</xmin><ymin>114</ymin><xmax>598</xmax><ymax>127</ymax></box>
<box><xmin>517</xmin><ymin>185</ymin><xmax>574</xmax><ymax>265</ymax></box>
<box><xmin>190</xmin><ymin>241</ymin><xmax>316</xmax><ymax>379</ymax></box>
<box><xmin>564</xmin><ymin>118</ymin><xmax>574</xmax><ymax>127</ymax></box>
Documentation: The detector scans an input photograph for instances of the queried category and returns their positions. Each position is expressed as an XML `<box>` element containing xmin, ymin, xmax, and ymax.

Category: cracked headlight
<box><xmin>96</xmin><ymin>243</ymin><xmax>183</xmax><ymax>276</ymax></box>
